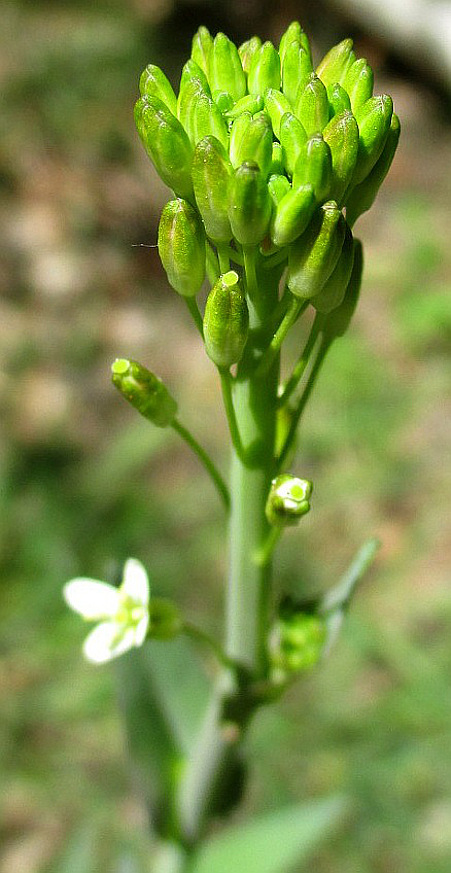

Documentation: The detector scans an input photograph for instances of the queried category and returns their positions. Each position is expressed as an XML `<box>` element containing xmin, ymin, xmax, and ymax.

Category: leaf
<box><xmin>190</xmin><ymin>795</ymin><xmax>347</xmax><ymax>873</ymax></box>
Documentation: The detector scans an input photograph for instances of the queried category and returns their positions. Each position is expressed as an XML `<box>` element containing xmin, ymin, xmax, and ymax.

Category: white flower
<box><xmin>63</xmin><ymin>558</ymin><xmax>150</xmax><ymax>664</ymax></box>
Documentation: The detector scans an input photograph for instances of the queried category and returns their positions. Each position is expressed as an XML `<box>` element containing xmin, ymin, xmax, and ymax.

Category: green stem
<box><xmin>255</xmin><ymin>297</ymin><xmax>307</xmax><ymax>379</ymax></box>
<box><xmin>219</xmin><ymin>370</ymin><xmax>245</xmax><ymax>461</ymax></box>
<box><xmin>254</xmin><ymin>525</ymin><xmax>282</xmax><ymax>567</ymax></box>
<box><xmin>217</xmin><ymin>243</ymin><xmax>231</xmax><ymax>275</ymax></box>
<box><xmin>184</xmin><ymin>297</ymin><xmax>204</xmax><ymax>338</ymax></box>
<box><xmin>243</xmin><ymin>245</ymin><xmax>258</xmax><ymax>302</ymax></box>
<box><xmin>171</xmin><ymin>419</ymin><xmax>230</xmax><ymax>510</ymax></box>
<box><xmin>278</xmin><ymin>312</ymin><xmax>324</xmax><ymax>407</ymax></box>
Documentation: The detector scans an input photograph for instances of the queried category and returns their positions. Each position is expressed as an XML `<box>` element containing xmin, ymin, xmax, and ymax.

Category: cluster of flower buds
<box><xmin>134</xmin><ymin>21</ymin><xmax>400</xmax><ymax>360</ymax></box>
<box><xmin>270</xmin><ymin>597</ymin><xmax>326</xmax><ymax>675</ymax></box>
<box><xmin>265</xmin><ymin>474</ymin><xmax>313</xmax><ymax>526</ymax></box>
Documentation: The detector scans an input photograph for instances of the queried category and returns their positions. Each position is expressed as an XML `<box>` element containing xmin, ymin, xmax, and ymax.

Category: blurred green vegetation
<box><xmin>1</xmin><ymin>1</ymin><xmax>450</xmax><ymax>871</ymax></box>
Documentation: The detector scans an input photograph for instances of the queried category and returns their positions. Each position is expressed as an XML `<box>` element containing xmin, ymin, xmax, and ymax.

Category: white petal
<box><xmin>82</xmin><ymin>622</ymin><xmax>136</xmax><ymax>664</ymax></box>
<box><xmin>121</xmin><ymin>558</ymin><xmax>149</xmax><ymax>605</ymax></box>
<box><xmin>63</xmin><ymin>578</ymin><xmax>120</xmax><ymax>620</ymax></box>
<box><xmin>134</xmin><ymin>613</ymin><xmax>149</xmax><ymax>646</ymax></box>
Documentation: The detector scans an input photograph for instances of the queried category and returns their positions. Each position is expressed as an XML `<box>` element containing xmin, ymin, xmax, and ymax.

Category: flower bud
<box><xmin>270</xmin><ymin>142</ymin><xmax>284</xmax><ymax>176</ymax></box>
<box><xmin>238</xmin><ymin>36</ymin><xmax>262</xmax><ymax>75</ymax></box>
<box><xmin>264</xmin><ymin>89</ymin><xmax>292</xmax><ymax>138</ymax></box>
<box><xmin>158</xmin><ymin>198</ymin><xmax>205</xmax><ymax>296</ymax></box>
<box><xmin>228</xmin><ymin>162</ymin><xmax>272</xmax><ymax>246</ymax></box>
<box><xmin>111</xmin><ymin>359</ymin><xmax>177</xmax><ymax>427</ymax></box>
<box><xmin>292</xmin><ymin>134</ymin><xmax>333</xmax><ymax>203</ymax></box>
<box><xmin>345</xmin><ymin>113</ymin><xmax>400</xmax><ymax>227</ymax></box>
<box><xmin>191</xmin><ymin>25</ymin><xmax>213</xmax><ymax>77</ymax></box>
<box><xmin>192</xmin><ymin>136</ymin><xmax>233</xmax><ymax>243</ymax></box>
<box><xmin>268</xmin><ymin>173</ymin><xmax>291</xmax><ymax>207</ymax></box>
<box><xmin>296</xmin><ymin>75</ymin><xmax>330</xmax><ymax>135</ymax></box>
<box><xmin>226</xmin><ymin>93</ymin><xmax>264</xmax><ymax>120</ymax></box>
<box><xmin>279</xmin><ymin>112</ymin><xmax>307</xmax><ymax>177</ymax></box>
<box><xmin>312</xmin><ymin>222</ymin><xmax>354</xmax><ymax>313</ymax></box>
<box><xmin>279</xmin><ymin>22</ymin><xmax>312</xmax><ymax>66</ymax></box>
<box><xmin>248</xmin><ymin>41</ymin><xmax>281</xmax><ymax>96</ymax></box>
<box><xmin>212</xmin><ymin>90</ymin><xmax>234</xmax><ymax>114</ymax></box>
<box><xmin>176</xmin><ymin>76</ymin><xmax>207</xmax><ymax>143</ymax></box>
<box><xmin>272</xmin><ymin>610</ymin><xmax>326</xmax><ymax>673</ymax></box>
<box><xmin>229</xmin><ymin>111</ymin><xmax>252</xmax><ymax>168</ymax></box>
<box><xmin>343</xmin><ymin>58</ymin><xmax>374</xmax><ymax>113</ymax></box>
<box><xmin>322</xmin><ymin>238</ymin><xmax>363</xmax><ymax>339</ymax></box>
<box><xmin>322</xmin><ymin>110</ymin><xmax>359</xmax><ymax>203</ymax></box>
<box><xmin>353</xmin><ymin>95</ymin><xmax>393</xmax><ymax>184</ymax></box>
<box><xmin>135</xmin><ymin>96</ymin><xmax>194</xmax><ymax>201</ymax></box>
<box><xmin>149</xmin><ymin>598</ymin><xmax>182</xmax><ymax>640</ymax></box>
<box><xmin>203</xmin><ymin>271</ymin><xmax>249</xmax><ymax>368</ymax></box>
<box><xmin>192</xmin><ymin>90</ymin><xmax>229</xmax><ymax>150</ymax></box>
<box><xmin>209</xmin><ymin>32</ymin><xmax>247</xmax><ymax>101</ymax></box>
<box><xmin>139</xmin><ymin>65</ymin><xmax>177</xmax><ymax>116</ymax></box>
<box><xmin>315</xmin><ymin>38</ymin><xmax>355</xmax><ymax>88</ymax></box>
<box><xmin>232</xmin><ymin>113</ymin><xmax>273</xmax><ymax>178</ymax></box>
<box><xmin>266</xmin><ymin>474</ymin><xmax>313</xmax><ymax>526</ymax></box>
<box><xmin>288</xmin><ymin>201</ymin><xmax>346</xmax><ymax>299</ymax></box>
<box><xmin>281</xmin><ymin>42</ymin><xmax>313</xmax><ymax>107</ymax></box>
<box><xmin>179</xmin><ymin>59</ymin><xmax>211</xmax><ymax>97</ymax></box>
<box><xmin>271</xmin><ymin>185</ymin><xmax>316</xmax><ymax>247</ymax></box>
<box><xmin>327</xmin><ymin>82</ymin><xmax>351</xmax><ymax>117</ymax></box>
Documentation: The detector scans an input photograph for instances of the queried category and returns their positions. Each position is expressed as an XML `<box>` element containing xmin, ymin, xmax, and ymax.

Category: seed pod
<box><xmin>134</xmin><ymin>96</ymin><xmax>194</xmax><ymax>201</ymax></box>
<box><xmin>265</xmin><ymin>88</ymin><xmax>292</xmax><ymax>138</ymax></box>
<box><xmin>279</xmin><ymin>21</ymin><xmax>312</xmax><ymax>66</ymax></box>
<box><xmin>281</xmin><ymin>41</ymin><xmax>313</xmax><ymax>107</ymax></box>
<box><xmin>279</xmin><ymin>112</ymin><xmax>308</xmax><ymax>177</ymax></box>
<box><xmin>271</xmin><ymin>185</ymin><xmax>316</xmax><ymax>247</ymax></box>
<box><xmin>139</xmin><ymin>65</ymin><xmax>177</xmax><ymax>116</ymax></box>
<box><xmin>292</xmin><ymin>134</ymin><xmax>332</xmax><ymax>203</ymax></box>
<box><xmin>158</xmin><ymin>198</ymin><xmax>205</xmax><ymax>296</ymax></box>
<box><xmin>270</xmin><ymin>141</ymin><xmax>284</xmax><ymax>175</ymax></box>
<box><xmin>212</xmin><ymin>90</ymin><xmax>234</xmax><ymax>114</ymax></box>
<box><xmin>353</xmin><ymin>95</ymin><xmax>393</xmax><ymax>184</ymax></box>
<box><xmin>296</xmin><ymin>75</ymin><xmax>330</xmax><ymax>135</ymax></box>
<box><xmin>346</xmin><ymin>113</ymin><xmax>400</xmax><ymax>226</ymax></box>
<box><xmin>266</xmin><ymin>474</ymin><xmax>313</xmax><ymax>526</ymax></box>
<box><xmin>238</xmin><ymin>35</ymin><xmax>262</xmax><ymax>75</ymax></box>
<box><xmin>315</xmin><ymin>38</ymin><xmax>356</xmax><ymax>88</ymax></box>
<box><xmin>322</xmin><ymin>238</ymin><xmax>363</xmax><ymax>339</ymax></box>
<box><xmin>192</xmin><ymin>136</ymin><xmax>233</xmax><ymax>243</ymax></box>
<box><xmin>323</xmin><ymin>110</ymin><xmax>359</xmax><ymax>203</ymax></box>
<box><xmin>192</xmin><ymin>90</ymin><xmax>229</xmax><ymax>149</ymax></box>
<box><xmin>327</xmin><ymin>82</ymin><xmax>351</xmax><ymax>117</ymax></box>
<box><xmin>228</xmin><ymin>162</ymin><xmax>273</xmax><ymax>246</ymax></box>
<box><xmin>343</xmin><ymin>58</ymin><xmax>374</xmax><ymax>113</ymax></box>
<box><xmin>226</xmin><ymin>93</ymin><xmax>264</xmax><ymax>120</ymax></box>
<box><xmin>248</xmin><ymin>41</ymin><xmax>281</xmax><ymax>95</ymax></box>
<box><xmin>233</xmin><ymin>113</ymin><xmax>273</xmax><ymax>177</ymax></box>
<box><xmin>209</xmin><ymin>32</ymin><xmax>247</xmax><ymax>101</ymax></box>
<box><xmin>229</xmin><ymin>111</ymin><xmax>252</xmax><ymax>168</ymax></box>
<box><xmin>268</xmin><ymin>173</ymin><xmax>291</xmax><ymax>207</ymax></box>
<box><xmin>288</xmin><ymin>200</ymin><xmax>346</xmax><ymax>299</ymax></box>
<box><xmin>191</xmin><ymin>25</ymin><xmax>213</xmax><ymax>77</ymax></box>
<box><xmin>203</xmin><ymin>271</ymin><xmax>249</xmax><ymax>368</ymax></box>
<box><xmin>111</xmin><ymin>358</ymin><xmax>177</xmax><ymax>427</ymax></box>
<box><xmin>312</xmin><ymin>222</ymin><xmax>354</xmax><ymax>313</ymax></box>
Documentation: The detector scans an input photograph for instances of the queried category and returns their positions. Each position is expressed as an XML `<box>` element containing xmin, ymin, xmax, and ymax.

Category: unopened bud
<box><xmin>232</xmin><ymin>113</ymin><xmax>273</xmax><ymax>178</ymax></box>
<box><xmin>158</xmin><ymin>198</ymin><xmax>205</xmax><ymax>297</ymax></box>
<box><xmin>288</xmin><ymin>201</ymin><xmax>346</xmax><ymax>299</ymax></box>
<box><xmin>353</xmin><ymin>95</ymin><xmax>393</xmax><ymax>184</ymax></box>
<box><xmin>281</xmin><ymin>42</ymin><xmax>313</xmax><ymax>107</ymax></box>
<box><xmin>296</xmin><ymin>75</ymin><xmax>330</xmax><ymax>135</ymax></box>
<box><xmin>203</xmin><ymin>271</ymin><xmax>249</xmax><ymax>368</ymax></box>
<box><xmin>293</xmin><ymin>134</ymin><xmax>333</xmax><ymax>203</ymax></box>
<box><xmin>248</xmin><ymin>41</ymin><xmax>281</xmax><ymax>95</ymax></box>
<box><xmin>315</xmin><ymin>38</ymin><xmax>355</xmax><ymax>88</ymax></box>
<box><xmin>270</xmin><ymin>142</ymin><xmax>285</xmax><ymax>176</ymax></box>
<box><xmin>313</xmin><ymin>222</ymin><xmax>354</xmax><ymax>313</ymax></box>
<box><xmin>209</xmin><ymin>32</ymin><xmax>247</xmax><ymax>101</ymax></box>
<box><xmin>265</xmin><ymin>89</ymin><xmax>292</xmax><ymax>139</ymax></box>
<box><xmin>229</xmin><ymin>111</ymin><xmax>252</xmax><ymax>168</ymax></box>
<box><xmin>139</xmin><ymin>65</ymin><xmax>177</xmax><ymax>116</ymax></box>
<box><xmin>279</xmin><ymin>22</ymin><xmax>312</xmax><ymax>66</ymax></box>
<box><xmin>228</xmin><ymin>162</ymin><xmax>272</xmax><ymax>246</ymax></box>
<box><xmin>323</xmin><ymin>110</ymin><xmax>359</xmax><ymax>204</ymax></box>
<box><xmin>279</xmin><ymin>112</ymin><xmax>307</xmax><ymax>177</ymax></box>
<box><xmin>134</xmin><ymin>96</ymin><xmax>193</xmax><ymax>201</ymax></box>
<box><xmin>322</xmin><ymin>238</ymin><xmax>363</xmax><ymax>339</ymax></box>
<box><xmin>327</xmin><ymin>82</ymin><xmax>351</xmax><ymax>117</ymax></box>
<box><xmin>238</xmin><ymin>36</ymin><xmax>262</xmax><ymax>75</ymax></box>
<box><xmin>268</xmin><ymin>173</ymin><xmax>291</xmax><ymax>207</ymax></box>
<box><xmin>343</xmin><ymin>58</ymin><xmax>374</xmax><ymax>113</ymax></box>
<box><xmin>192</xmin><ymin>136</ymin><xmax>233</xmax><ymax>243</ymax></box>
<box><xmin>345</xmin><ymin>113</ymin><xmax>400</xmax><ymax>226</ymax></box>
<box><xmin>111</xmin><ymin>359</ymin><xmax>177</xmax><ymax>427</ymax></box>
<box><xmin>266</xmin><ymin>474</ymin><xmax>313</xmax><ymax>526</ymax></box>
<box><xmin>191</xmin><ymin>26</ymin><xmax>213</xmax><ymax>77</ymax></box>
<box><xmin>271</xmin><ymin>185</ymin><xmax>316</xmax><ymax>247</ymax></box>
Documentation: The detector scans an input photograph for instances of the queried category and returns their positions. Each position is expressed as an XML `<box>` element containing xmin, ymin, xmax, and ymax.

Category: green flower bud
<box><xmin>312</xmin><ymin>222</ymin><xmax>354</xmax><ymax>313</ymax></box>
<box><xmin>353</xmin><ymin>94</ymin><xmax>393</xmax><ymax>184</ymax></box>
<box><xmin>322</xmin><ymin>110</ymin><xmax>359</xmax><ymax>203</ymax></box>
<box><xmin>272</xmin><ymin>611</ymin><xmax>326</xmax><ymax>673</ymax></box>
<box><xmin>232</xmin><ymin>113</ymin><xmax>273</xmax><ymax>178</ymax></box>
<box><xmin>296</xmin><ymin>74</ymin><xmax>330</xmax><ymax>135</ymax></box>
<box><xmin>179</xmin><ymin>59</ymin><xmax>211</xmax><ymax>97</ymax></box>
<box><xmin>192</xmin><ymin>90</ymin><xmax>229</xmax><ymax>150</ymax></box>
<box><xmin>270</xmin><ymin>142</ymin><xmax>285</xmax><ymax>176</ymax></box>
<box><xmin>265</xmin><ymin>474</ymin><xmax>313</xmax><ymax>526</ymax></box>
<box><xmin>343</xmin><ymin>58</ymin><xmax>374</xmax><ymax>113</ymax></box>
<box><xmin>238</xmin><ymin>36</ymin><xmax>262</xmax><ymax>75</ymax></box>
<box><xmin>279</xmin><ymin>112</ymin><xmax>307</xmax><ymax>177</ymax></box>
<box><xmin>288</xmin><ymin>201</ymin><xmax>346</xmax><ymax>299</ymax></box>
<box><xmin>271</xmin><ymin>185</ymin><xmax>316</xmax><ymax>247</ymax></box>
<box><xmin>327</xmin><ymin>82</ymin><xmax>351</xmax><ymax>117</ymax></box>
<box><xmin>292</xmin><ymin>134</ymin><xmax>333</xmax><ymax>203</ymax></box>
<box><xmin>139</xmin><ymin>64</ymin><xmax>177</xmax><ymax>116</ymax></box>
<box><xmin>111</xmin><ymin>358</ymin><xmax>177</xmax><ymax>427</ymax></box>
<box><xmin>192</xmin><ymin>136</ymin><xmax>233</xmax><ymax>243</ymax></box>
<box><xmin>203</xmin><ymin>271</ymin><xmax>249</xmax><ymax>368</ymax></box>
<box><xmin>322</xmin><ymin>238</ymin><xmax>363</xmax><ymax>339</ymax></box>
<box><xmin>158</xmin><ymin>198</ymin><xmax>205</xmax><ymax>296</ymax></box>
<box><xmin>264</xmin><ymin>88</ymin><xmax>292</xmax><ymax>138</ymax></box>
<box><xmin>212</xmin><ymin>90</ymin><xmax>234</xmax><ymax>114</ymax></box>
<box><xmin>279</xmin><ymin>21</ymin><xmax>312</xmax><ymax>66</ymax></box>
<box><xmin>229</xmin><ymin>111</ymin><xmax>252</xmax><ymax>168</ymax></box>
<box><xmin>191</xmin><ymin>25</ymin><xmax>213</xmax><ymax>77</ymax></box>
<box><xmin>248</xmin><ymin>41</ymin><xmax>281</xmax><ymax>96</ymax></box>
<box><xmin>281</xmin><ymin>42</ymin><xmax>313</xmax><ymax>107</ymax></box>
<box><xmin>315</xmin><ymin>38</ymin><xmax>356</xmax><ymax>88</ymax></box>
<box><xmin>228</xmin><ymin>162</ymin><xmax>273</xmax><ymax>246</ymax></box>
<box><xmin>345</xmin><ymin>113</ymin><xmax>400</xmax><ymax>227</ymax></box>
<box><xmin>149</xmin><ymin>598</ymin><xmax>182</xmax><ymax>640</ymax></box>
<box><xmin>177</xmin><ymin>76</ymin><xmax>207</xmax><ymax>143</ymax></box>
<box><xmin>209</xmin><ymin>32</ymin><xmax>247</xmax><ymax>101</ymax></box>
<box><xmin>226</xmin><ymin>93</ymin><xmax>264</xmax><ymax>120</ymax></box>
<box><xmin>134</xmin><ymin>96</ymin><xmax>194</xmax><ymax>201</ymax></box>
<box><xmin>268</xmin><ymin>173</ymin><xmax>291</xmax><ymax>207</ymax></box>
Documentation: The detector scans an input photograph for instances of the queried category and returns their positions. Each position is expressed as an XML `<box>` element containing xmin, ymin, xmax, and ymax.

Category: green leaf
<box><xmin>190</xmin><ymin>795</ymin><xmax>347</xmax><ymax>873</ymax></box>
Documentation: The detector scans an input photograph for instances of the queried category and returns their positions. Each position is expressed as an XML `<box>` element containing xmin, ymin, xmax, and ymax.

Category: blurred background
<box><xmin>1</xmin><ymin>0</ymin><xmax>450</xmax><ymax>870</ymax></box>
